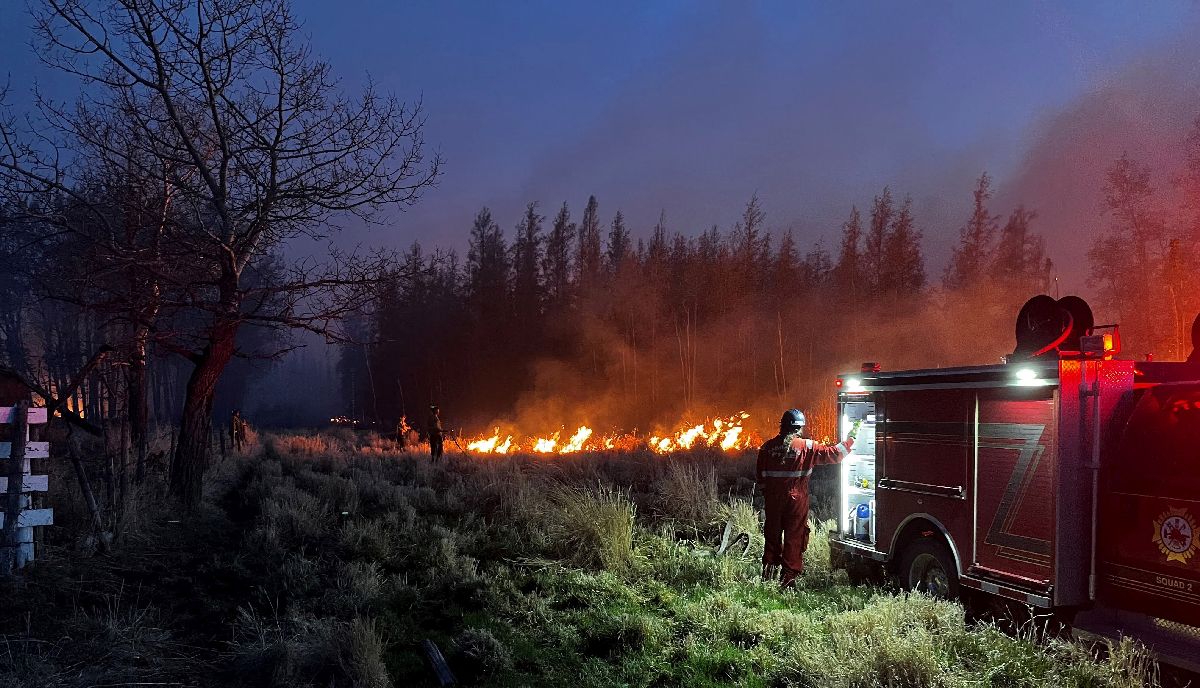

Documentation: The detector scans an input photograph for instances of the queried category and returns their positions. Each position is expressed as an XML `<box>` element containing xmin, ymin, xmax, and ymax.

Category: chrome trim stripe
<box><xmin>877</xmin><ymin>478</ymin><xmax>965</xmax><ymax>499</ymax></box>
<box><xmin>829</xmin><ymin>536</ymin><xmax>887</xmax><ymax>561</ymax></box>
<box><xmin>962</xmin><ymin>574</ymin><xmax>1052</xmax><ymax>607</ymax></box>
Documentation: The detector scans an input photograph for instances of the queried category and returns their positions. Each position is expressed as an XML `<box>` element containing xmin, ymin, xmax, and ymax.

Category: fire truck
<box><xmin>829</xmin><ymin>295</ymin><xmax>1200</xmax><ymax>669</ymax></box>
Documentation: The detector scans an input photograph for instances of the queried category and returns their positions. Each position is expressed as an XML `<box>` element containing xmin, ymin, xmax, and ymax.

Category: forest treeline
<box><xmin>344</xmin><ymin>177</ymin><xmax>1043</xmax><ymax>435</ymax></box>
<box><xmin>343</xmin><ymin>140</ymin><xmax>1198</xmax><ymax>437</ymax></box>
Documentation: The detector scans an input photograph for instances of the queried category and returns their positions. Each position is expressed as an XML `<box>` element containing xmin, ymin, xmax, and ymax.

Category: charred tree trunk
<box><xmin>170</xmin><ymin>310</ymin><xmax>239</xmax><ymax>508</ymax></box>
<box><xmin>130</xmin><ymin>326</ymin><xmax>151</xmax><ymax>484</ymax></box>
<box><xmin>66</xmin><ymin>428</ymin><xmax>109</xmax><ymax>551</ymax></box>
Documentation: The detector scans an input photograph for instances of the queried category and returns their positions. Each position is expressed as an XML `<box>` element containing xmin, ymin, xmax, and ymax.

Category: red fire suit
<box><xmin>756</xmin><ymin>433</ymin><xmax>852</xmax><ymax>585</ymax></box>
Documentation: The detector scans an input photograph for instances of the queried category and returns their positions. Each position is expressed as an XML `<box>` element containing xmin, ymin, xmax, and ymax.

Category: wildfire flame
<box><xmin>648</xmin><ymin>412</ymin><xmax>750</xmax><ymax>453</ymax></box>
<box><xmin>464</xmin><ymin>413</ymin><xmax>757</xmax><ymax>455</ymax></box>
<box><xmin>466</xmin><ymin>428</ymin><xmax>514</xmax><ymax>454</ymax></box>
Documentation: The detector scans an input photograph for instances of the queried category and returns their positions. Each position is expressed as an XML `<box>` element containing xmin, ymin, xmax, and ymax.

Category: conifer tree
<box><xmin>864</xmin><ymin>188</ymin><xmax>894</xmax><ymax>295</ymax></box>
<box><xmin>467</xmin><ymin>207</ymin><xmax>509</xmax><ymax>321</ymax></box>
<box><xmin>543</xmin><ymin>202</ymin><xmax>575</xmax><ymax>307</ymax></box>
<box><xmin>801</xmin><ymin>240</ymin><xmax>832</xmax><ymax>289</ymax></box>
<box><xmin>773</xmin><ymin>229</ymin><xmax>800</xmax><ymax>299</ymax></box>
<box><xmin>606</xmin><ymin>210</ymin><xmax>632</xmax><ymax>273</ymax></box>
<box><xmin>576</xmin><ymin>195</ymin><xmax>603</xmax><ymax>288</ymax></box>
<box><xmin>645</xmin><ymin>211</ymin><xmax>670</xmax><ymax>283</ymax></box>
<box><xmin>945</xmin><ymin>172</ymin><xmax>999</xmax><ymax>290</ymax></box>
<box><xmin>881</xmin><ymin>196</ymin><xmax>926</xmax><ymax>295</ymax></box>
<box><xmin>1089</xmin><ymin>154</ymin><xmax>1169</xmax><ymax>353</ymax></box>
<box><xmin>992</xmin><ymin>206</ymin><xmax>1050</xmax><ymax>296</ymax></box>
<box><xmin>512</xmin><ymin>202</ymin><xmax>544</xmax><ymax>324</ymax></box>
<box><xmin>832</xmin><ymin>206</ymin><xmax>864</xmax><ymax>306</ymax></box>
<box><xmin>730</xmin><ymin>192</ymin><xmax>769</xmax><ymax>294</ymax></box>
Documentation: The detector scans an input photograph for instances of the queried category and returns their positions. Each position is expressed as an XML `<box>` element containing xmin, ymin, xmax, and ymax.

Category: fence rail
<box><xmin>2</xmin><ymin>404</ymin><xmax>51</xmax><ymax>570</ymax></box>
<box><xmin>0</xmin><ymin>407</ymin><xmax>47</xmax><ymax>424</ymax></box>
<box><xmin>0</xmin><ymin>475</ymin><xmax>48</xmax><ymax>492</ymax></box>
<box><xmin>0</xmin><ymin>508</ymin><xmax>54</xmax><ymax>529</ymax></box>
<box><xmin>0</xmin><ymin>441</ymin><xmax>50</xmax><ymax>459</ymax></box>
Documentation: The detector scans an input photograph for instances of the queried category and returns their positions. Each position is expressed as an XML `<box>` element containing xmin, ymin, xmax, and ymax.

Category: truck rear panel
<box><xmin>1099</xmin><ymin>381</ymin><xmax>1200</xmax><ymax>626</ymax></box>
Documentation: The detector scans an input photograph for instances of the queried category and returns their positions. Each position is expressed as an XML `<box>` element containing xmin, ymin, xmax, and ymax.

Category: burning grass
<box><xmin>464</xmin><ymin>411</ymin><xmax>760</xmax><ymax>456</ymax></box>
<box><xmin>0</xmin><ymin>432</ymin><xmax>1167</xmax><ymax>687</ymax></box>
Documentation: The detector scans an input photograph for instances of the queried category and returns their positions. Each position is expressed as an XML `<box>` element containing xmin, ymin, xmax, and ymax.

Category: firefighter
<box><xmin>756</xmin><ymin>409</ymin><xmax>854</xmax><ymax>588</ymax></box>
<box><xmin>395</xmin><ymin>415</ymin><xmax>411</xmax><ymax>449</ymax></box>
<box><xmin>231</xmin><ymin>409</ymin><xmax>246</xmax><ymax>452</ymax></box>
<box><xmin>427</xmin><ymin>404</ymin><xmax>444</xmax><ymax>460</ymax></box>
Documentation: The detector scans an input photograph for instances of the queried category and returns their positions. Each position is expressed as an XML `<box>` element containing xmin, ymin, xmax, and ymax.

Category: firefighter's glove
<box><xmin>843</xmin><ymin>437</ymin><xmax>856</xmax><ymax>452</ymax></box>
<box><xmin>752</xmin><ymin>484</ymin><xmax>765</xmax><ymax>511</ymax></box>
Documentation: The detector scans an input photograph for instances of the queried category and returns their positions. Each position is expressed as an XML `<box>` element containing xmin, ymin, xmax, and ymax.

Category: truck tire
<box><xmin>899</xmin><ymin>537</ymin><xmax>959</xmax><ymax>600</ymax></box>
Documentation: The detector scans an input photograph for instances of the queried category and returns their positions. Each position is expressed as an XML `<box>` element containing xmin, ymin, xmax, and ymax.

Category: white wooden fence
<box><xmin>1</xmin><ymin>406</ymin><xmax>52</xmax><ymax>568</ymax></box>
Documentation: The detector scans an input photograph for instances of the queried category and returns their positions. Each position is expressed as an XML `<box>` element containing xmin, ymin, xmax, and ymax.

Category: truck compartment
<box><xmin>839</xmin><ymin>399</ymin><xmax>876</xmax><ymax>544</ymax></box>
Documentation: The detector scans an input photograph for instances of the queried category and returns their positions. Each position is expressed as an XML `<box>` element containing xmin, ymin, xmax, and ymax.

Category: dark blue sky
<box><xmin>3</xmin><ymin>2</ymin><xmax>1198</xmax><ymax>290</ymax></box>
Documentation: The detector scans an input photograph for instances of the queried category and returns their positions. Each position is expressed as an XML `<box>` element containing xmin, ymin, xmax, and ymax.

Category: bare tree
<box><xmin>1</xmin><ymin>0</ymin><xmax>439</xmax><ymax>506</ymax></box>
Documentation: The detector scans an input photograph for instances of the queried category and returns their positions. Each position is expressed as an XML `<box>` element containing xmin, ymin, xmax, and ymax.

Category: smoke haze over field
<box><xmin>996</xmin><ymin>36</ymin><xmax>1200</xmax><ymax>301</ymax></box>
<box><xmin>284</xmin><ymin>1</ymin><xmax>1200</xmax><ymax>297</ymax></box>
<box><xmin>3</xmin><ymin>2</ymin><xmax>1199</xmax><ymax>431</ymax></box>
<box><xmin>248</xmin><ymin>5</ymin><xmax>1200</xmax><ymax>429</ymax></box>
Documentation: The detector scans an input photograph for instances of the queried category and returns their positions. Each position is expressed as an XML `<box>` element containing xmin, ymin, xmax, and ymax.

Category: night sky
<box><xmin>3</xmin><ymin>1</ymin><xmax>1198</xmax><ymax>291</ymax></box>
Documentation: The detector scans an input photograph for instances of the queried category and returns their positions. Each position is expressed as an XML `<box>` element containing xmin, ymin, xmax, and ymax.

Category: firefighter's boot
<box><xmin>779</xmin><ymin>566</ymin><xmax>801</xmax><ymax>589</ymax></box>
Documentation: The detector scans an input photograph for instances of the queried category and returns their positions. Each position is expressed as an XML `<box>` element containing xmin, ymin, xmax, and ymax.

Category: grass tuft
<box><xmin>541</xmin><ymin>483</ymin><xmax>637</xmax><ymax>572</ymax></box>
<box><xmin>653</xmin><ymin>459</ymin><xmax>721</xmax><ymax>531</ymax></box>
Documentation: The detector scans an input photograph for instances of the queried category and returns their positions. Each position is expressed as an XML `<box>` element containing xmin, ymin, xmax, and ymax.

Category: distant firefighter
<box><xmin>427</xmin><ymin>405</ymin><xmax>444</xmax><ymax>460</ymax></box>
<box><xmin>231</xmin><ymin>409</ymin><xmax>247</xmax><ymax>452</ymax></box>
<box><xmin>395</xmin><ymin>415</ymin><xmax>415</xmax><ymax>448</ymax></box>
<box><xmin>756</xmin><ymin>408</ymin><xmax>854</xmax><ymax>588</ymax></box>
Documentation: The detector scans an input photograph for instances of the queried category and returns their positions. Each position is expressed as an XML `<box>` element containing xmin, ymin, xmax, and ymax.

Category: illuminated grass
<box><xmin>0</xmin><ymin>436</ymin><xmax>1162</xmax><ymax>687</ymax></box>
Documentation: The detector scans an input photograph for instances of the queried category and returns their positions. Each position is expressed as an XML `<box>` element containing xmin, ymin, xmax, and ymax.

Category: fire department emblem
<box><xmin>1153</xmin><ymin>507</ymin><xmax>1198</xmax><ymax>565</ymax></box>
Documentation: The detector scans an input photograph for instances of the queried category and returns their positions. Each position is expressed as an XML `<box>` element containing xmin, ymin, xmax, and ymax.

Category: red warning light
<box><xmin>835</xmin><ymin>378</ymin><xmax>844</xmax><ymax>388</ymax></box>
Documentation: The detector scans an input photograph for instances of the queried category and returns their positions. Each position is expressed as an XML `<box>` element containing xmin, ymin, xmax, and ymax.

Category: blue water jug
<box><xmin>855</xmin><ymin>503</ymin><xmax>871</xmax><ymax>540</ymax></box>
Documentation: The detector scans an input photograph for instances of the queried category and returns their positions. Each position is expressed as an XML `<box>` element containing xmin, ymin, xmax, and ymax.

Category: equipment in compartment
<box><xmin>840</xmin><ymin>402</ymin><xmax>877</xmax><ymax>543</ymax></box>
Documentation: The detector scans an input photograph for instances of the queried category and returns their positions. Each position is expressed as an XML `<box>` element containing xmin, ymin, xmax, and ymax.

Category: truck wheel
<box><xmin>899</xmin><ymin>537</ymin><xmax>959</xmax><ymax>600</ymax></box>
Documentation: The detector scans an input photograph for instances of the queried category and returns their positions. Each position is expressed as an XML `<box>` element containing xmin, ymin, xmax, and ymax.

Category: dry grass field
<box><xmin>0</xmin><ymin>430</ymin><xmax>1166</xmax><ymax>687</ymax></box>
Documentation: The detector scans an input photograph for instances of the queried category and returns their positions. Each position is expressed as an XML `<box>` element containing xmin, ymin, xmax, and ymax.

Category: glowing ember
<box><xmin>464</xmin><ymin>413</ymin><xmax>756</xmax><ymax>455</ymax></box>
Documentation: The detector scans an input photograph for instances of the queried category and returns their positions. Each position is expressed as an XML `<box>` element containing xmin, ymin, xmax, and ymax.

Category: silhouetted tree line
<box><xmin>346</xmin><ymin>179</ymin><xmax>1070</xmax><ymax>436</ymax></box>
<box><xmin>357</xmin><ymin>110</ymin><xmax>1200</xmax><ymax>438</ymax></box>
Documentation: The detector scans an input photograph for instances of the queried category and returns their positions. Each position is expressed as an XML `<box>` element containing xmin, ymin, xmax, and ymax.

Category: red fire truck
<box><xmin>829</xmin><ymin>296</ymin><xmax>1200</xmax><ymax>669</ymax></box>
